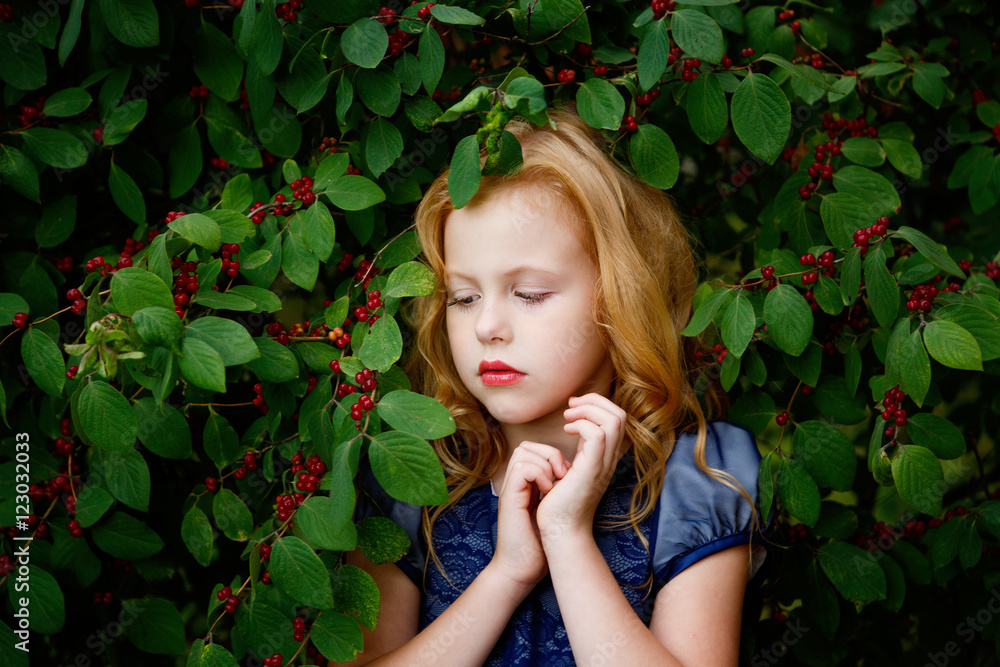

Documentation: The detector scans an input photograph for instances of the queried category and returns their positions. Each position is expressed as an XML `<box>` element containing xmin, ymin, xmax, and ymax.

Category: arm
<box><xmin>543</xmin><ymin>533</ymin><xmax>749</xmax><ymax>666</ymax></box>
<box><xmin>335</xmin><ymin>547</ymin><xmax>535</xmax><ymax>667</ymax></box>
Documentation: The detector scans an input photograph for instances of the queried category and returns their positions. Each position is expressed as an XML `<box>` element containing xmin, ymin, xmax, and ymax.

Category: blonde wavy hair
<box><xmin>399</xmin><ymin>102</ymin><xmax>761</xmax><ymax>603</ymax></box>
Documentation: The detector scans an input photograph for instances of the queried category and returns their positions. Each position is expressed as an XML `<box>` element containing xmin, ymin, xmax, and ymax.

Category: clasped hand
<box><xmin>492</xmin><ymin>392</ymin><xmax>628</xmax><ymax>590</ymax></box>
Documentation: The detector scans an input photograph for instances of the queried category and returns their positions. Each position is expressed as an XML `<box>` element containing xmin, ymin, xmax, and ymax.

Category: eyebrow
<box><xmin>446</xmin><ymin>265</ymin><xmax>561</xmax><ymax>282</ymax></box>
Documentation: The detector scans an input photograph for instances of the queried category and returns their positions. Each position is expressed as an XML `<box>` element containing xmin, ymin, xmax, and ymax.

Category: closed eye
<box><xmin>445</xmin><ymin>292</ymin><xmax>551</xmax><ymax>310</ymax></box>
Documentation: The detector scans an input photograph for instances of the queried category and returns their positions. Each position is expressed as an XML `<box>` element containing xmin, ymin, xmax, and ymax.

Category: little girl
<box><xmin>343</xmin><ymin>104</ymin><xmax>771</xmax><ymax>666</ymax></box>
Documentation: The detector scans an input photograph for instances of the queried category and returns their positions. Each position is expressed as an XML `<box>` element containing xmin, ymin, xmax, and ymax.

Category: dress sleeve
<box><xmin>354</xmin><ymin>455</ymin><xmax>427</xmax><ymax>592</ymax></box>
<box><xmin>650</xmin><ymin>420</ymin><xmax>771</xmax><ymax>591</ymax></box>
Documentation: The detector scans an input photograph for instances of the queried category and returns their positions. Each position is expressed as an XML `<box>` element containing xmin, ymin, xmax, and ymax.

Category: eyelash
<box><xmin>446</xmin><ymin>292</ymin><xmax>550</xmax><ymax>310</ymax></box>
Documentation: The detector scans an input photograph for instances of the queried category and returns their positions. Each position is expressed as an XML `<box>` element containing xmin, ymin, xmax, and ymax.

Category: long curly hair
<box><xmin>398</xmin><ymin>102</ymin><xmax>761</xmax><ymax>603</ymax></box>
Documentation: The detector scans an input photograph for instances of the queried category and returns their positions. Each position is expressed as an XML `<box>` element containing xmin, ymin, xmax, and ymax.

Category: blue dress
<box><xmin>354</xmin><ymin>420</ymin><xmax>773</xmax><ymax>666</ymax></box>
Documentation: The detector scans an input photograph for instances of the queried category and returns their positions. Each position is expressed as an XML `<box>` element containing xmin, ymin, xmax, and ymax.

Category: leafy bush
<box><xmin>1</xmin><ymin>0</ymin><xmax>999</xmax><ymax>665</ymax></box>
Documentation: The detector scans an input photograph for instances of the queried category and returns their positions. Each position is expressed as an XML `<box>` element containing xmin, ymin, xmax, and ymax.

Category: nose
<box><xmin>474</xmin><ymin>295</ymin><xmax>511</xmax><ymax>343</ymax></box>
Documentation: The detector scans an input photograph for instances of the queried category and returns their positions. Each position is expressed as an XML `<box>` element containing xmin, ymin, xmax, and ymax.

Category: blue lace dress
<box><xmin>354</xmin><ymin>420</ymin><xmax>772</xmax><ymax>666</ymax></box>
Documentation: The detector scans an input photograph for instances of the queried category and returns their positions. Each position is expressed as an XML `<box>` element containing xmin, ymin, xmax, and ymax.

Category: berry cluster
<box><xmin>777</xmin><ymin>9</ymin><xmax>800</xmax><ymax>32</ymax></box>
<box><xmin>355</xmin><ymin>258</ymin><xmax>377</xmax><ymax>286</ymax></box>
<box><xmin>850</xmin><ymin>216</ymin><xmax>891</xmax><ymax>257</ymax></box>
<box><xmin>220</xmin><ymin>243</ymin><xmax>241</xmax><ymax>277</ymax></box>
<box><xmin>593</xmin><ymin>65</ymin><xmax>608</xmax><ymax>76</ymax></box>
<box><xmin>740</xmin><ymin>47</ymin><xmax>755</xmax><ymax>58</ymax></box>
<box><xmin>318</xmin><ymin>136</ymin><xmax>338</xmax><ymax>154</ymax></box>
<box><xmin>972</xmin><ymin>89</ymin><xmax>989</xmax><ymax>105</ymax></box>
<box><xmin>10</xmin><ymin>311</ymin><xmax>28</xmax><ymax>329</ymax></box>
<box><xmin>275</xmin><ymin>492</ymin><xmax>305</xmax><ymax>522</ymax></box>
<box><xmin>259</xmin><ymin>542</ymin><xmax>272</xmax><ymax>561</ymax></box>
<box><xmin>649</xmin><ymin>0</ymin><xmax>676</xmax><ymax>19</ymax></box>
<box><xmin>556</xmin><ymin>68</ymin><xmax>575</xmax><ymax>83</ymax></box>
<box><xmin>188</xmin><ymin>85</ymin><xmax>210</xmax><ymax>99</ymax></box>
<box><xmin>294</xmin><ymin>455</ymin><xmax>326</xmax><ymax>493</ymax></box>
<box><xmin>376</xmin><ymin>5</ymin><xmax>396</xmax><ymax>24</ymax></box>
<box><xmin>986</xmin><ymin>261</ymin><xmax>1000</xmax><ymax>280</ymax></box>
<box><xmin>53</xmin><ymin>255</ymin><xmax>74</xmax><ymax>272</ymax></box>
<box><xmin>386</xmin><ymin>27</ymin><xmax>415</xmax><ymax>57</ymax></box>
<box><xmin>205</xmin><ymin>476</ymin><xmax>218</xmax><ymax>491</ymax></box>
<box><xmin>416</xmin><ymin>3</ymin><xmax>436</xmax><ymax>19</ymax></box>
<box><xmin>336</xmin><ymin>252</ymin><xmax>355</xmax><ymax>272</ymax></box>
<box><xmin>170</xmin><ymin>257</ymin><xmax>202</xmax><ymax>317</ymax></box>
<box><xmin>350</xmin><ymin>393</ymin><xmax>376</xmax><ymax>423</ymax></box>
<box><xmin>0</xmin><ymin>4</ymin><xmax>12</xmax><ymax>21</ymax></box>
<box><xmin>880</xmin><ymin>385</ymin><xmax>908</xmax><ymax>436</ymax></box>
<box><xmin>619</xmin><ymin>115</ymin><xmax>639</xmax><ymax>133</ymax></box>
<box><xmin>16</xmin><ymin>97</ymin><xmax>49</xmax><ymax>129</ymax></box>
<box><xmin>93</xmin><ymin>591</ymin><xmax>114</xmax><ymax>604</ymax></box>
<box><xmin>904</xmin><ymin>283</ymin><xmax>940</xmax><ymax>312</ymax></box>
<box><xmin>354</xmin><ymin>289</ymin><xmax>383</xmax><ymax>324</ymax></box>
<box><xmin>822</xmin><ymin>113</ymin><xmax>877</xmax><ymax>139</ymax></box>
<box><xmin>67</xmin><ymin>519</ymin><xmax>83</xmax><ymax>538</ymax></box>
<box><xmin>217</xmin><ymin>586</ymin><xmax>240</xmax><ymax>613</ymax></box>
<box><xmin>666</xmin><ymin>46</ymin><xmax>682</xmax><ymax>66</ymax></box>
<box><xmin>266</xmin><ymin>322</ymin><xmax>290</xmax><ymax>345</ymax></box>
<box><xmin>249</xmin><ymin>201</ymin><xmax>270</xmax><ymax>224</ymax></box>
<box><xmin>805</xmin><ymin>52</ymin><xmax>824</xmax><ymax>69</ymax></box>
<box><xmin>290</xmin><ymin>176</ymin><xmax>316</xmax><ymax>205</ymax></box>
<box><xmin>293</xmin><ymin>616</ymin><xmax>308</xmax><ymax>642</ymax></box>
<box><xmin>233</xmin><ymin>449</ymin><xmax>259</xmax><ymax>480</ymax></box>
<box><xmin>275</xmin><ymin>0</ymin><xmax>303</xmax><ymax>22</ymax></box>
<box><xmin>958</xmin><ymin>258</ymin><xmax>972</xmax><ymax>273</ymax></box>
<box><xmin>210</xmin><ymin>157</ymin><xmax>229</xmax><ymax>169</ymax></box>
<box><xmin>346</xmin><ymin>163</ymin><xmax>363</xmax><ymax>175</ymax></box>
<box><xmin>327</xmin><ymin>326</ymin><xmax>351</xmax><ymax>349</ymax></box>
<box><xmin>719</xmin><ymin>54</ymin><xmax>733</xmax><ymax>69</ymax></box>
<box><xmin>775</xmin><ymin>411</ymin><xmax>789</xmax><ymax>426</ymax></box>
<box><xmin>251</xmin><ymin>382</ymin><xmax>270</xmax><ymax>415</ymax></box>
<box><xmin>786</xmin><ymin>522</ymin><xmax>808</xmax><ymax>544</ymax></box>
<box><xmin>636</xmin><ymin>89</ymin><xmax>661</xmax><ymax>107</ymax></box>
<box><xmin>263</xmin><ymin>654</ymin><xmax>283</xmax><ymax>667</ymax></box>
<box><xmin>680</xmin><ymin>58</ymin><xmax>701</xmax><ymax>82</ymax></box>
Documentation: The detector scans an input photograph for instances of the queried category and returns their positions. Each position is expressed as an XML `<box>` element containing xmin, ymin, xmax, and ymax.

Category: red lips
<box><xmin>479</xmin><ymin>359</ymin><xmax>523</xmax><ymax>374</ymax></box>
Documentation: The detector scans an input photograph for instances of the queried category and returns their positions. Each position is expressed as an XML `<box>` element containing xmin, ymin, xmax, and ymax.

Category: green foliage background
<box><xmin>1</xmin><ymin>0</ymin><xmax>1000</xmax><ymax>664</ymax></box>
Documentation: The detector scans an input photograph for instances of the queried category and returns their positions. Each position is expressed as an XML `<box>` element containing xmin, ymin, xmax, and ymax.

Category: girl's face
<box><xmin>443</xmin><ymin>185</ymin><xmax>615</xmax><ymax>428</ymax></box>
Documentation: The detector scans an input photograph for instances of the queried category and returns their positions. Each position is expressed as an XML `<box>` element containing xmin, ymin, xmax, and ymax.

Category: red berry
<box><xmin>775</xmin><ymin>412</ymin><xmax>789</xmax><ymax>426</ymax></box>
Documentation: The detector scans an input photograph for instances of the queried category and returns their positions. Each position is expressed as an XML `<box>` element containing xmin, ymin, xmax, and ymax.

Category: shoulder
<box><xmin>650</xmin><ymin>420</ymin><xmax>766</xmax><ymax>588</ymax></box>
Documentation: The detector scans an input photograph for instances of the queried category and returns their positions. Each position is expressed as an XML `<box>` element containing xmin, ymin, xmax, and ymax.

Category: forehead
<box><xmin>442</xmin><ymin>185</ymin><xmax>587</xmax><ymax>274</ymax></box>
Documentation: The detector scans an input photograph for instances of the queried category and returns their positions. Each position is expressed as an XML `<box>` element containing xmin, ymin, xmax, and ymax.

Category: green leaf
<box><xmin>911</xmin><ymin>63</ymin><xmax>946</xmax><ymax>108</ymax></box>
<box><xmin>168</xmin><ymin>123</ymin><xmax>203</xmax><ymax>199</ymax></box>
<box><xmin>763</xmin><ymin>284</ymin><xmax>813</xmax><ymax>356</ymax></box>
<box><xmin>247</xmin><ymin>337</ymin><xmax>300</xmax><ymax>382</ymax></box>
<box><xmin>99</xmin><ymin>0</ymin><xmax>159</xmax><ymax>47</ymax></box>
<box><xmin>194</xmin><ymin>22</ymin><xmax>243</xmax><ymax>101</ymax></box>
<box><xmin>342</xmin><ymin>17</ymin><xmax>388</xmax><ymax>69</ymax></box>
<box><xmin>95</xmin><ymin>447</ymin><xmax>150</xmax><ymax>512</ymax></box>
<box><xmin>840</xmin><ymin>246</ymin><xmax>862</xmax><ymax>305</ymax></box>
<box><xmin>726</xmin><ymin>390</ymin><xmax>776</xmax><ymax>436</ymax></box>
<box><xmin>43</xmin><ymin>88</ymin><xmax>92</xmax><ymax>117</ymax></box>
<box><xmin>6</xmin><ymin>566</ymin><xmax>63</xmax><ymax>634</ymax></box>
<box><xmin>863</xmin><ymin>245</ymin><xmax>899</xmax><ymax>330</ymax></box>
<box><xmin>362</xmin><ymin>116</ymin><xmax>404</xmax><ymax>178</ymax></box>
<box><xmin>839</xmin><ymin>137</ymin><xmax>886</xmax><ymax>167</ymax></box>
<box><xmin>502</xmin><ymin>77</ymin><xmax>546</xmax><ymax>115</ymax></box>
<box><xmin>670</xmin><ymin>9</ymin><xmax>724</xmax><ymax>63</ymax></box>
<box><xmin>637</xmin><ymin>18</ymin><xmax>669</xmax><ymax>90</ymax></box>
<box><xmin>204</xmin><ymin>95</ymin><xmax>261</xmax><ymax>168</ymax></box>
<box><xmin>720</xmin><ymin>290</ymin><xmax>755</xmax><ymax>357</ymax></box>
<box><xmin>892</xmin><ymin>226</ymin><xmax>963</xmax><ymax>277</ymax></box>
<box><xmin>377</xmin><ymin>390</ymin><xmax>457</xmax><ymax>439</ymax></box>
<box><xmin>906</xmin><ymin>413</ymin><xmax>965</xmax><ymax>460</ymax></box>
<box><xmin>793</xmin><ymin>421</ymin><xmax>856</xmax><ymax>491</ymax></box>
<box><xmin>818</xmin><ymin>541</ymin><xmax>887</xmax><ymax>603</ymax></box>
<box><xmin>108</xmin><ymin>162</ymin><xmax>146</xmax><ymax>224</ymax></box>
<box><xmin>19</xmin><ymin>128</ymin><xmax>88</xmax><ymax>169</ymax></box>
<box><xmin>359</xmin><ymin>314</ymin><xmax>403</xmax><ymax>373</ymax></box>
<box><xmin>370</xmin><ymin>431</ymin><xmax>450</xmax><ymax>505</ymax></box>
<box><xmin>178</xmin><ymin>337</ymin><xmax>227</xmax><ymax>393</ymax></box>
<box><xmin>227</xmin><ymin>285</ymin><xmax>282</xmax><ymax>313</ymax></box>
<box><xmin>181</xmin><ymin>506</ymin><xmax>214</xmax><ymax>567</ymax></box>
<box><xmin>730</xmin><ymin>72</ymin><xmax>790</xmax><ymax>164</ymax></box>
<box><xmin>448</xmin><ymin>134</ymin><xmax>482</xmax><ymax>209</ymax></box>
<box><xmin>36</xmin><ymin>195</ymin><xmax>77</xmax><ymax>247</ymax></box>
<box><xmin>776</xmin><ymin>457</ymin><xmax>821</xmax><ymax>526</ymax></box>
<box><xmin>385</xmin><ymin>261</ymin><xmax>435</xmax><ymax>298</ymax></box>
<box><xmin>395</xmin><ymin>53</ymin><xmax>423</xmax><ymax>96</ymax></box>
<box><xmin>168</xmin><ymin>213</ymin><xmax>222</xmax><ymax>251</ymax></box>
<box><xmin>819</xmin><ymin>193</ymin><xmax>877</xmax><ymax>250</ymax></box>
<box><xmin>250</xmin><ymin>4</ymin><xmax>282</xmax><ymax>77</ymax></box>
<box><xmin>122</xmin><ymin>597</ymin><xmax>186</xmax><ymax>655</ymax></box>
<box><xmin>93</xmin><ymin>512</ymin><xmax>165</xmax><ymax>560</ymax></box>
<box><xmin>271</xmin><ymin>536</ymin><xmax>335</xmax><ymax>609</ymax></box>
<box><xmin>103</xmin><ymin>99</ymin><xmax>148</xmax><ymax>146</ymax></box>
<box><xmin>895</xmin><ymin>329</ymin><xmax>931</xmax><ymax>406</ymax></box>
<box><xmin>281</xmin><ymin>229</ymin><xmax>320</xmax><ymax>290</ymax></box>
<box><xmin>629</xmin><ymin>123</ymin><xmax>678</xmax><ymax>189</ymax></box>
<box><xmin>203</xmin><ymin>210</ymin><xmax>256</xmax><ymax>245</ymax></box>
<box><xmin>934</xmin><ymin>304</ymin><xmax>1000</xmax><ymax>361</ymax></box>
<box><xmin>429</xmin><ymin>4</ymin><xmax>485</xmax><ymax>25</ymax></box>
<box><xmin>186</xmin><ymin>316</ymin><xmax>261</xmax><ymax>366</ymax></box>
<box><xmin>203</xmin><ymin>410</ymin><xmax>241</xmax><ymax>468</ymax></box>
<box><xmin>320</xmin><ymin>175</ymin><xmax>387</xmax><ymax>211</ymax></box>
<box><xmin>922</xmin><ymin>319</ymin><xmax>982</xmax><ymax>371</ymax></box>
<box><xmin>576</xmin><ymin>77</ymin><xmax>625</xmax><ymax>131</ymax></box>
<box><xmin>880</xmin><ymin>138</ymin><xmax>922</xmax><ymax>180</ymax></box>
<box><xmin>686</xmin><ymin>73</ymin><xmax>728</xmax><ymax>144</ymax></box>
<box><xmin>0</xmin><ymin>24</ymin><xmax>46</xmax><ymax>90</ymax></box>
<box><xmin>758</xmin><ymin>452</ymin><xmax>774</xmax><ymax>526</ymax></box>
<box><xmin>309</xmin><ymin>612</ymin><xmax>365</xmax><ymax>663</ymax></box>
<box><xmin>79</xmin><ymin>381</ymin><xmax>137</xmax><ymax>452</ymax></box>
<box><xmin>681</xmin><ymin>287</ymin><xmax>734</xmax><ymax>336</ymax></box>
<box><xmin>357</xmin><ymin>516</ymin><xmax>411</xmax><ymax>564</ymax></box>
<box><xmin>213</xmin><ymin>489</ymin><xmax>253</xmax><ymax>541</ymax></box>
<box><xmin>0</xmin><ymin>144</ymin><xmax>40</xmax><ymax>202</ymax></box>
<box><xmin>418</xmin><ymin>22</ymin><xmax>445</xmax><ymax>95</ymax></box>
<box><xmin>190</xmin><ymin>291</ymin><xmax>257</xmax><ymax>311</ymax></box>
<box><xmin>891</xmin><ymin>445</ymin><xmax>943</xmax><ymax>516</ymax></box>
<box><xmin>294</xmin><ymin>496</ymin><xmax>356</xmax><ymax>551</ymax></box>
<box><xmin>21</xmin><ymin>328</ymin><xmax>65</xmax><ymax>399</ymax></box>
<box><xmin>133</xmin><ymin>398</ymin><xmax>193</xmax><ymax>459</ymax></box>
<box><xmin>358</xmin><ymin>66</ymin><xmax>401</xmax><ymax>117</ymax></box>
<box><xmin>832</xmin><ymin>166</ymin><xmax>901</xmax><ymax>218</ymax></box>
<box><xmin>110</xmin><ymin>268</ymin><xmax>174</xmax><ymax>316</ymax></box>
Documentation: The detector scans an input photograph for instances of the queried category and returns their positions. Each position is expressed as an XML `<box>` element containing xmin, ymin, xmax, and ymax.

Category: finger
<box><xmin>514</xmin><ymin>441</ymin><xmax>571</xmax><ymax>477</ymax></box>
<box><xmin>505</xmin><ymin>459</ymin><xmax>556</xmax><ymax>495</ymax></box>
<box><xmin>563</xmin><ymin>401</ymin><xmax>626</xmax><ymax>432</ymax></box>
<box><xmin>568</xmin><ymin>393</ymin><xmax>628</xmax><ymax>422</ymax></box>
<box><xmin>563</xmin><ymin>418</ymin><xmax>606</xmax><ymax>462</ymax></box>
